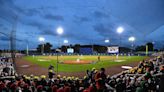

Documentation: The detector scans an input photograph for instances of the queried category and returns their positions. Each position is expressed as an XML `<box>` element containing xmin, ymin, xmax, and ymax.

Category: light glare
<box><xmin>104</xmin><ymin>39</ymin><xmax>109</xmax><ymax>43</ymax></box>
<box><xmin>64</xmin><ymin>39</ymin><xmax>68</xmax><ymax>44</ymax></box>
<box><xmin>128</xmin><ymin>36</ymin><xmax>135</xmax><ymax>42</ymax></box>
<box><xmin>57</xmin><ymin>27</ymin><xmax>64</xmax><ymax>35</ymax></box>
<box><xmin>39</xmin><ymin>37</ymin><xmax>45</xmax><ymax>42</ymax></box>
<box><xmin>117</xmin><ymin>27</ymin><xmax>124</xmax><ymax>34</ymax></box>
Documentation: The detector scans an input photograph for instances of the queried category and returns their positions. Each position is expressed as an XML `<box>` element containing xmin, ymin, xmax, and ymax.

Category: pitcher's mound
<box><xmin>61</xmin><ymin>60</ymin><xmax>96</xmax><ymax>64</ymax></box>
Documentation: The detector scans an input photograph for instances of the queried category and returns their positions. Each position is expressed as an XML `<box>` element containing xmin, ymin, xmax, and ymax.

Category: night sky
<box><xmin>0</xmin><ymin>0</ymin><xmax>164</xmax><ymax>50</ymax></box>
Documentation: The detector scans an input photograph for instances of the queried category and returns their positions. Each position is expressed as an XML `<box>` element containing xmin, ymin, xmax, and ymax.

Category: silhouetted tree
<box><xmin>94</xmin><ymin>45</ymin><xmax>107</xmax><ymax>53</ymax></box>
<box><xmin>61</xmin><ymin>45</ymin><xmax>67</xmax><ymax>53</ymax></box>
<box><xmin>37</xmin><ymin>42</ymin><xmax>52</xmax><ymax>53</ymax></box>
<box><xmin>146</xmin><ymin>42</ymin><xmax>154</xmax><ymax>51</ymax></box>
<box><xmin>74</xmin><ymin>44</ymin><xmax>80</xmax><ymax>53</ymax></box>
<box><xmin>135</xmin><ymin>42</ymin><xmax>154</xmax><ymax>51</ymax></box>
<box><xmin>135</xmin><ymin>45</ymin><xmax>146</xmax><ymax>51</ymax></box>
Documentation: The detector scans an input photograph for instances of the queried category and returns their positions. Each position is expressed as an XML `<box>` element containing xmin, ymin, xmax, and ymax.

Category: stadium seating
<box><xmin>0</xmin><ymin>53</ymin><xmax>164</xmax><ymax>92</ymax></box>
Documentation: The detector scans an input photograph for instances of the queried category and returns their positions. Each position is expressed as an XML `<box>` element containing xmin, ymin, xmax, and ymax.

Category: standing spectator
<box><xmin>48</xmin><ymin>70</ymin><xmax>55</xmax><ymax>79</ymax></box>
<box><xmin>49</xmin><ymin>65</ymin><xmax>54</xmax><ymax>71</ymax></box>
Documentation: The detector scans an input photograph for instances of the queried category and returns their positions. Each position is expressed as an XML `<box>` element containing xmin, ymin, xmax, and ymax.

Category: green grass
<box><xmin>23</xmin><ymin>55</ymin><xmax>148</xmax><ymax>72</ymax></box>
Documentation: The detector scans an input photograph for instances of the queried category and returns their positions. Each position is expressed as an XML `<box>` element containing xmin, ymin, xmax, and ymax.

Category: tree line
<box><xmin>35</xmin><ymin>42</ymin><xmax>156</xmax><ymax>53</ymax></box>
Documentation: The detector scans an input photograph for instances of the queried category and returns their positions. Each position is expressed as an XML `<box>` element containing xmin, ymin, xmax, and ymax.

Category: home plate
<box><xmin>20</xmin><ymin>65</ymin><xmax>30</xmax><ymax>68</ymax></box>
<box><xmin>121</xmin><ymin>66</ymin><xmax>132</xmax><ymax>69</ymax></box>
<box><xmin>114</xmin><ymin>60</ymin><xmax>125</xmax><ymax>62</ymax></box>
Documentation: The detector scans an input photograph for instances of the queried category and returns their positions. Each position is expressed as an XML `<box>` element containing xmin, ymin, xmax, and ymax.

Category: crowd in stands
<box><xmin>0</xmin><ymin>53</ymin><xmax>164</xmax><ymax>92</ymax></box>
<box><xmin>0</xmin><ymin>57</ymin><xmax>15</xmax><ymax>77</ymax></box>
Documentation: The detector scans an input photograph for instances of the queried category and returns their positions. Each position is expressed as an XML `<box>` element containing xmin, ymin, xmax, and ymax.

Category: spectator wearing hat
<box><xmin>90</xmin><ymin>68</ymin><xmax>96</xmax><ymax>82</ymax></box>
<box><xmin>49</xmin><ymin>69</ymin><xmax>55</xmax><ymax>79</ymax></box>
<box><xmin>39</xmin><ymin>75</ymin><xmax>47</xmax><ymax>86</ymax></box>
<box><xmin>49</xmin><ymin>64</ymin><xmax>54</xmax><ymax>70</ymax></box>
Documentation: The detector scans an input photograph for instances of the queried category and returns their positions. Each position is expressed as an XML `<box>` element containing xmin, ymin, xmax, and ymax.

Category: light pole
<box><xmin>63</xmin><ymin>39</ymin><xmax>69</xmax><ymax>53</ymax></box>
<box><xmin>63</xmin><ymin>39</ymin><xmax>68</xmax><ymax>44</ymax></box>
<box><xmin>152</xmin><ymin>41</ymin><xmax>155</xmax><ymax>52</ymax></box>
<box><xmin>104</xmin><ymin>39</ymin><xmax>110</xmax><ymax>44</ymax></box>
<box><xmin>128</xmin><ymin>36</ymin><xmax>135</xmax><ymax>54</ymax></box>
<box><xmin>91</xmin><ymin>42</ymin><xmax>94</xmax><ymax>55</ymax></box>
<box><xmin>117</xmin><ymin>27</ymin><xmax>124</xmax><ymax>46</ymax></box>
<box><xmin>26</xmin><ymin>39</ymin><xmax>29</xmax><ymax>55</ymax></box>
<box><xmin>104</xmin><ymin>39</ymin><xmax>110</xmax><ymax>53</ymax></box>
<box><xmin>38</xmin><ymin>37</ymin><xmax>45</xmax><ymax>55</ymax></box>
<box><xmin>56</xmin><ymin>27</ymin><xmax>64</xmax><ymax>75</ymax></box>
<box><xmin>117</xmin><ymin>26</ymin><xmax>124</xmax><ymax>54</ymax></box>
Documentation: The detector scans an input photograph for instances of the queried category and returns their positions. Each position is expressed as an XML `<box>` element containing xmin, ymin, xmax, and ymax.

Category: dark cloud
<box><xmin>40</xmin><ymin>29</ymin><xmax>56</xmax><ymax>36</ymax></box>
<box><xmin>18</xmin><ymin>6</ymin><xmax>58</xmax><ymax>17</ymax></box>
<box><xmin>92</xmin><ymin>23</ymin><xmax>133</xmax><ymax>45</ymax></box>
<box><xmin>0</xmin><ymin>5</ymin><xmax>17</xmax><ymax>23</ymax></box>
<box><xmin>17</xmin><ymin>8</ymin><xmax>41</xmax><ymax>16</ymax></box>
<box><xmin>93</xmin><ymin>23</ymin><xmax>115</xmax><ymax>37</ymax></box>
<box><xmin>79</xmin><ymin>17</ymin><xmax>90</xmax><ymax>22</ymax></box>
<box><xmin>44</xmin><ymin>14</ymin><xmax>64</xmax><ymax>21</ymax></box>
<box><xmin>0</xmin><ymin>34</ymin><xmax>24</xmax><ymax>43</ymax></box>
<box><xmin>23</xmin><ymin>19</ymin><xmax>56</xmax><ymax>37</ymax></box>
<box><xmin>27</xmin><ymin>21</ymin><xmax>43</xmax><ymax>28</ymax></box>
<box><xmin>74</xmin><ymin>16</ymin><xmax>91</xmax><ymax>23</ymax></box>
<box><xmin>2</xmin><ymin>27</ymin><xmax>10</xmax><ymax>31</ymax></box>
<box><xmin>0</xmin><ymin>0</ymin><xmax>41</xmax><ymax>25</ymax></box>
<box><xmin>0</xmin><ymin>36</ymin><xmax>9</xmax><ymax>41</ymax></box>
<box><xmin>93</xmin><ymin>11</ymin><xmax>109</xmax><ymax>18</ymax></box>
<box><xmin>23</xmin><ymin>20</ymin><xmax>45</xmax><ymax>30</ymax></box>
<box><xmin>107</xmin><ymin>0</ymin><xmax>164</xmax><ymax>35</ymax></box>
<box><xmin>0</xmin><ymin>23</ymin><xmax>10</xmax><ymax>32</ymax></box>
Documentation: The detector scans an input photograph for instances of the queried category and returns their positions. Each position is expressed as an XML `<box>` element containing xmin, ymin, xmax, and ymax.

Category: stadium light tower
<box><xmin>38</xmin><ymin>37</ymin><xmax>45</xmax><ymax>55</ymax></box>
<box><xmin>117</xmin><ymin>26</ymin><xmax>124</xmax><ymax>51</ymax></box>
<box><xmin>26</xmin><ymin>39</ymin><xmax>29</xmax><ymax>56</ymax></box>
<box><xmin>56</xmin><ymin>26</ymin><xmax>64</xmax><ymax>75</ymax></box>
<box><xmin>152</xmin><ymin>41</ymin><xmax>155</xmax><ymax>51</ymax></box>
<box><xmin>63</xmin><ymin>39</ymin><xmax>68</xmax><ymax>44</ymax></box>
<box><xmin>104</xmin><ymin>39</ymin><xmax>110</xmax><ymax>43</ymax></box>
<box><xmin>128</xmin><ymin>36</ymin><xmax>135</xmax><ymax>53</ymax></box>
<box><xmin>128</xmin><ymin>36</ymin><xmax>135</xmax><ymax>42</ymax></box>
<box><xmin>104</xmin><ymin>39</ymin><xmax>110</xmax><ymax>53</ymax></box>
<box><xmin>39</xmin><ymin>37</ymin><xmax>45</xmax><ymax>42</ymax></box>
<box><xmin>57</xmin><ymin>27</ymin><xmax>64</xmax><ymax>35</ymax></box>
<box><xmin>117</xmin><ymin>26</ymin><xmax>124</xmax><ymax>34</ymax></box>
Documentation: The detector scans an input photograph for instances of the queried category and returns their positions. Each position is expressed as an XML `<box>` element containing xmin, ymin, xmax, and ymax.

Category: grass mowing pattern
<box><xmin>23</xmin><ymin>55</ymin><xmax>148</xmax><ymax>72</ymax></box>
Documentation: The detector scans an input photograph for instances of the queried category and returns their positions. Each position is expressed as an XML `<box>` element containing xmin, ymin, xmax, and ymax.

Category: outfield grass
<box><xmin>23</xmin><ymin>55</ymin><xmax>148</xmax><ymax>72</ymax></box>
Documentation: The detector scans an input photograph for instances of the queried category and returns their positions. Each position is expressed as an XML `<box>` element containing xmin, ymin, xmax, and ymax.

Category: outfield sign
<box><xmin>67</xmin><ymin>48</ymin><xmax>74</xmax><ymax>53</ymax></box>
<box><xmin>107</xmin><ymin>46</ymin><xmax>119</xmax><ymax>53</ymax></box>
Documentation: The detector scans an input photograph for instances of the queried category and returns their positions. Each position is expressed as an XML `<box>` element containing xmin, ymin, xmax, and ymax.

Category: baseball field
<box><xmin>22</xmin><ymin>55</ymin><xmax>148</xmax><ymax>72</ymax></box>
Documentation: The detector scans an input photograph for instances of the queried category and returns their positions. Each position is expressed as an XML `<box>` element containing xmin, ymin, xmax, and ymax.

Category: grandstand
<box><xmin>0</xmin><ymin>52</ymin><xmax>164</xmax><ymax>91</ymax></box>
<box><xmin>1</xmin><ymin>0</ymin><xmax>164</xmax><ymax>92</ymax></box>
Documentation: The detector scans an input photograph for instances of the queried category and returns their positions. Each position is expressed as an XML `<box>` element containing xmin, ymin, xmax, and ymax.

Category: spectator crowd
<box><xmin>0</xmin><ymin>57</ymin><xmax>15</xmax><ymax>77</ymax></box>
<box><xmin>0</xmin><ymin>53</ymin><xmax>164</xmax><ymax>92</ymax></box>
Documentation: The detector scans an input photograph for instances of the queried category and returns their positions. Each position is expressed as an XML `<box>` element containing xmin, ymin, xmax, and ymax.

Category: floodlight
<box><xmin>128</xmin><ymin>36</ymin><xmax>135</xmax><ymax>42</ymax></box>
<box><xmin>56</xmin><ymin>27</ymin><xmax>64</xmax><ymax>35</ymax></box>
<box><xmin>117</xmin><ymin>26</ymin><xmax>124</xmax><ymax>34</ymax></box>
<box><xmin>64</xmin><ymin>39</ymin><xmax>68</xmax><ymax>44</ymax></box>
<box><xmin>39</xmin><ymin>37</ymin><xmax>45</xmax><ymax>42</ymax></box>
<box><xmin>104</xmin><ymin>39</ymin><xmax>110</xmax><ymax>43</ymax></box>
